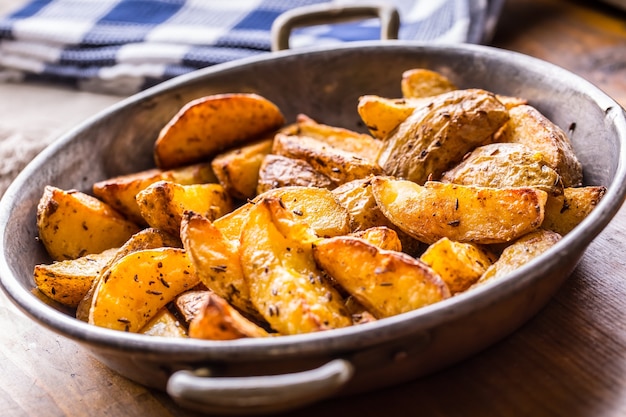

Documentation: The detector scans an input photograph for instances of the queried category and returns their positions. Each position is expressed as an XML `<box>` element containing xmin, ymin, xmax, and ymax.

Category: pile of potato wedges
<box><xmin>33</xmin><ymin>68</ymin><xmax>605</xmax><ymax>339</ymax></box>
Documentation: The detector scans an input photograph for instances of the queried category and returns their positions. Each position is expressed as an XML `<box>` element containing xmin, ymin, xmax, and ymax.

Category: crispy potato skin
<box><xmin>211</xmin><ymin>137</ymin><xmax>274</xmax><ymax>200</ymax></box>
<box><xmin>257</xmin><ymin>154</ymin><xmax>333</xmax><ymax>194</ymax></box>
<box><xmin>313</xmin><ymin>236</ymin><xmax>450</xmax><ymax>318</ymax></box>
<box><xmin>496</xmin><ymin>104</ymin><xmax>582</xmax><ymax>187</ymax></box>
<box><xmin>372</xmin><ymin>178</ymin><xmax>548</xmax><ymax>245</ymax></box>
<box><xmin>441</xmin><ymin>142</ymin><xmax>563</xmax><ymax>195</ymax></box>
<box><xmin>474</xmin><ymin>229</ymin><xmax>562</xmax><ymax>287</ymax></box>
<box><xmin>37</xmin><ymin>186</ymin><xmax>140</xmax><ymax>261</ymax></box>
<box><xmin>377</xmin><ymin>89</ymin><xmax>509</xmax><ymax>184</ymax></box>
<box><xmin>89</xmin><ymin>247</ymin><xmax>199</xmax><ymax>332</ymax></box>
<box><xmin>240</xmin><ymin>198</ymin><xmax>352</xmax><ymax>335</ymax></box>
<box><xmin>154</xmin><ymin>93</ymin><xmax>285</xmax><ymax>169</ymax></box>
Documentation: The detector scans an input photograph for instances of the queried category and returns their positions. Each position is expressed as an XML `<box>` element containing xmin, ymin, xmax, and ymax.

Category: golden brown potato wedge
<box><xmin>75</xmin><ymin>227</ymin><xmax>181</xmax><ymax>321</ymax></box>
<box><xmin>188</xmin><ymin>292</ymin><xmax>270</xmax><ymax>340</ymax></box>
<box><xmin>401</xmin><ymin>68</ymin><xmax>457</xmax><ymax>99</ymax></box>
<box><xmin>154</xmin><ymin>93</ymin><xmax>285</xmax><ymax>169</ymax></box>
<box><xmin>272</xmin><ymin>133</ymin><xmax>383</xmax><ymax>186</ymax></box>
<box><xmin>313</xmin><ymin>236</ymin><xmax>449</xmax><ymax>318</ymax></box>
<box><xmin>180</xmin><ymin>211</ymin><xmax>261</xmax><ymax>321</ymax></box>
<box><xmin>256</xmin><ymin>154</ymin><xmax>333</xmax><ymax>194</ymax></box>
<box><xmin>174</xmin><ymin>289</ymin><xmax>212</xmax><ymax>324</ymax></box>
<box><xmin>89</xmin><ymin>247</ymin><xmax>199</xmax><ymax>332</ymax></box>
<box><xmin>496</xmin><ymin>104</ymin><xmax>582</xmax><ymax>187</ymax></box>
<box><xmin>371</xmin><ymin>177</ymin><xmax>548</xmax><ymax>244</ymax></box>
<box><xmin>240</xmin><ymin>197</ymin><xmax>352</xmax><ymax>335</ymax></box>
<box><xmin>140</xmin><ymin>308</ymin><xmax>188</xmax><ymax>338</ymax></box>
<box><xmin>473</xmin><ymin>229</ymin><xmax>562</xmax><ymax>287</ymax></box>
<box><xmin>136</xmin><ymin>181</ymin><xmax>233</xmax><ymax>236</ymax></box>
<box><xmin>34</xmin><ymin>248</ymin><xmax>118</xmax><ymax>308</ymax></box>
<box><xmin>377</xmin><ymin>89</ymin><xmax>509</xmax><ymax>184</ymax></box>
<box><xmin>441</xmin><ymin>143</ymin><xmax>563</xmax><ymax>195</ymax></box>
<box><xmin>543</xmin><ymin>186</ymin><xmax>606</xmax><ymax>235</ymax></box>
<box><xmin>292</xmin><ymin>114</ymin><xmax>381</xmax><ymax>162</ymax></box>
<box><xmin>37</xmin><ymin>186</ymin><xmax>140</xmax><ymax>261</ymax></box>
<box><xmin>357</xmin><ymin>95</ymin><xmax>429</xmax><ymax>139</ymax></box>
<box><xmin>211</xmin><ymin>137</ymin><xmax>274</xmax><ymax>200</ymax></box>
<box><xmin>93</xmin><ymin>162</ymin><xmax>217</xmax><ymax>225</ymax></box>
<box><xmin>420</xmin><ymin>238</ymin><xmax>496</xmax><ymax>294</ymax></box>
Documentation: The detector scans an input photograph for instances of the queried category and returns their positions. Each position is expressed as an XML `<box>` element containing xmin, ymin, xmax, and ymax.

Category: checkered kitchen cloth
<box><xmin>0</xmin><ymin>0</ymin><xmax>505</xmax><ymax>95</ymax></box>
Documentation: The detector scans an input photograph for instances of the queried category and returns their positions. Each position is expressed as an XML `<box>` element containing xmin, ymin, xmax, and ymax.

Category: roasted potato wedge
<box><xmin>350</xmin><ymin>226</ymin><xmax>402</xmax><ymax>252</ymax></box>
<box><xmin>140</xmin><ymin>308</ymin><xmax>188</xmax><ymax>338</ymax></box>
<box><xmin>543</xmin><ymin>186</ymin><xmax>606</xmax><ymax>235</ymax></box>
<box><xmin>240</xmin><ymin>197</ymin><xmax>352</xmax><ymax>335</ymax></box>
<box><xmin>313</xmin><ymin>236</ymin><xmax>450</xmax><ymax>318</ymax></box>
<box><xmin>401</xmin><ymin>68</ymin><xmax>457</xmax><ymax>98</ymax></box>
<box><xmin>211</xmin><ymin>137</ymin><xmax>274</xmax><ymax>200</ymax></box>
<box><xmin>154</xmin><ymin>93</ymin><xmax>285</xmax><ymax>169</ymax></box>
<box><xmin>420</xmin><ymin>238</ymin><xmax>496</xmax><ymax>294</ymax></box>
<box><xmin>256</xmin><ymin>154</ymin><xmax>333</xmax><ymax>193</ymax></box>
<box><xmin>37</xmin><ymin>186</ymin><xmax>140</xmax><ymax>261</ymax></box>
<box><xmin>93</xmin><ymin>162</ymin><xmax>216</xmax><ymax>225</ymax></box>
<box><xmin>292</xmin><ymin>114</ymin><xmax>381</xmax><ymax>161</ymax></box>
<box><xmin>174</xmin><ymin>289</ymin><xmax>212</xmax><ymax>324</ymax></box>
<box><xmin>357</xmin><ymin>95</ymin><xmax>429</xmax><ymax>139</ymax></box>
<box><xmin>180</xmin><ymin>211</ymin><xmax>261</xmax><ymax>321</ymax></box>
<box><xmin>371</xmin><ymin>177</ymin><xmax>548</xmax><ymax>244</ymax></box>
<box><xmin>474</xmin><ymin>229</ymin><xmax>562</xmax><ymax>287</ymax></box>
<box><xmin>188</xmin><ymin>292</ymin><xmax>270</xmax><ymax>340</ymax></box>
<box><xmin>272</xmin><ymin>133</ymin><xmax>383</xmax><ymax>186</ymax></box>
<box><xmin>136</xmin><ymin>181</ymin><xmax>233</xmax><ymax>236</ymax></box>
<box><xmin>441</xmin><ymin>142</ymin><xmax>563</xmax><ymax>195</ymax></box>
<box><xmin>34</xmin><ymin>248</ymin><xmax>118</xmax><ymax>308</ymax></box>
<box><xmin>377</xmin><ymin>89</ymin><xmax>509</xmax><ymax>184</ymax></box>
<box><xmin>75</xmin><ymin>227</ymin><xmax>181</xmax><ymax>321</ymax></box>
<box><xmin>496</xmin><ymin>104</ymin><xmax>582</xmax><ymax>187</ymax></box>
<box><xmin>89</xmin><ymin>247</ymin><xmax>199</xmax><ymax>332</ymax></box>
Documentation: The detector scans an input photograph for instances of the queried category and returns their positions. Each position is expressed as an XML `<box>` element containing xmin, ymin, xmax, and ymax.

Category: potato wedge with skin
<box><xmin>441</xmin><ymin>143</ymin><xmax>563</xmax><ymax>196</ymax></box>
<box><xmin>496</xmin><ymin>104</ymin><xmax>582</xmax><ymax>187</ymax></box>
<box><xmin>211</xmin><ymin>137</ymin><xmax>274</xmax><ymax>200</ymax></box>
<box><xmin>93</xmin><ymin>162</ymin><xmax>217</xmax><ymax>225</ymax></box>
<box><xmin>293</xmin><ymin>114</ymin><xmax>381</xmax><ymax>162</ymax></box>
<box><xmin>420</xmin><ymin>238</ymin><xmax>496</xmax><ymax>294</ymax></box>
<box><xmin>89</xmin><ymin>247</ymin><xmax>199</xmax><ymax>332</ymax></box>
<box><xmin>136</xmin><ymin>181</ymin><xmax>233</xmax><ymax>237</ymax></box>
<box><xmin>357</xmin><ymin>95</ymin><xmax>429</xmax><ymax>139</ymax></box>
<box><xmin>37</xmin><ymin>186</ymin><xmax>140</xmax><ymax>261</ymax></box>
<box><xmin>401</xmin><ymin>68</ymin><xmax>458</xmax><ymax>99</ymax></box>
<box><xmin>34</xmin><ymin>247</ymin><xmax>118</xmax><ymax>308</ymax></box>
<box><xmin>76</xmin><ymin>227</ymin><xmax>182</xmax><ymax>321</ymax></box>
<box><xmin>371</xmin><ymin>177</ymin><xmax>548</xmax><ymax>245</ymax></box>
<box><xmin>543</xmin><ymin>186</ymin><xmax>606</xmax><ymax>235</ymax></box>
<box><xmin>140</xmin><ymin>308</ymin><xmax>187</xmax><ymax>338</ymax></box>
<box><xmin>473</xmin><ymin>229</ymin><xmax>562</xmax><ymax>287</ymax></box>
<box><xmin>180</xmin><ymin>211</ymin><xmax>261</xmax><ymax>321</ymax></box>
<box><xmin>154</xmin><ymin>93</ymin><xmax>285</xmax><ymax>169</ymax></box>
<box><xmin>272</xmin><ymin>133</ymin><xmax>383</xmax><ymax>186</ymax></box>
<box><xmin>175</xmin><ymin>289</ymin><xmax>212</xmax><ymax>324</ymax></box>
<box><xmin>313</xmin><ymin>236</ymin><xmax>450</xmax><ymax>319</ymax></box>
<box><xmin>256</xmin><ymin>154</ymin><xmax>333</xmax><ymax>194</ymax></box>
<box><xmin>377</xmin><ymin>89</ymin><xmax>509</xmax><ymax>184</ymax></box>
<box><xmin>240</xmin><ymin>198</ymin><xmax>352</xmax><ymax>335</ymax></box>
<box><xmin>189</xmin><ymin>292</ymin><xmax>269</xmax><ymax>340</ymax></box>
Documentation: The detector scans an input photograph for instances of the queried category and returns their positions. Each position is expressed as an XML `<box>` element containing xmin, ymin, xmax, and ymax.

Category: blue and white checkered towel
<box><xmin>0</xmin><ymin>0</ymin><xmax>504</xmax><ymax>95</ymax></box>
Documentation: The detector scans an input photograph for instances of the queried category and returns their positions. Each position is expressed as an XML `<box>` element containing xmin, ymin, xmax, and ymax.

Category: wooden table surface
<box><xmin>1</xmin><ymin>0</ymin><xmax>625</xmax><ymax>416</ymax></box>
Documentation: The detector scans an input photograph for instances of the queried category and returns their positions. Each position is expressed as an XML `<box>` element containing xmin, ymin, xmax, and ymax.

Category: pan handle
<box><xmin>271</xmin><ymin>3</ymin><xmax>400</xmax><ymax>51</ymax></box>
<box><xmin>166</xmin><ymin>358</ymin><xmax>354</xmax><ymax>415</ymax></box>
